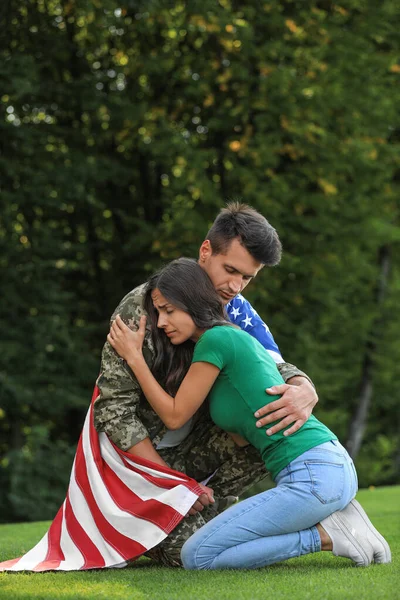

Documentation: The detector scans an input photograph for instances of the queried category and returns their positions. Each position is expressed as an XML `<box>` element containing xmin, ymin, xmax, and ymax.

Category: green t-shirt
<box><xmin>192</xmin><ymin>326</ymin><xmax>337</xmax><ymax>480</ymax></box>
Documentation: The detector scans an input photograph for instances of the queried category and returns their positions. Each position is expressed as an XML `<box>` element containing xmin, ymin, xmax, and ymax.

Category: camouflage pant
<box><xmin>144</xmin><ymin>409</ymin><xmax>268</xmax><ymax>567</ymax></box>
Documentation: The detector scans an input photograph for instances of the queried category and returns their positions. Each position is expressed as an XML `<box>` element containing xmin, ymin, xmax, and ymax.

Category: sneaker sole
<box><xmin>347</xmin><ymin>499</ymin><xmax>392</xmax><ymax>563</ymax></box>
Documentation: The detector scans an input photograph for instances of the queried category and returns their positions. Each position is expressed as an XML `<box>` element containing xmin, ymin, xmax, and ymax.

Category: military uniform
<box><xmin>94</xmin><ymin>284</ymin><xmax>313</xmax><ymax>567</ymax></box>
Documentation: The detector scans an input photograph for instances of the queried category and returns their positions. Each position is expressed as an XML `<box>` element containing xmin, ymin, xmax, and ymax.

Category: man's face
<box><xmin>199</xmin><ymin>237</ymin><xmax>264</xmax><ymax>304</ymax></box>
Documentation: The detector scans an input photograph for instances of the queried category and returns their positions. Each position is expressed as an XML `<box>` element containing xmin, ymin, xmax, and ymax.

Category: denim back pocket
<box><xmin>305</xmin><ymin>460</ymin><xmax>345</xmax><ymax>504</ymax></box>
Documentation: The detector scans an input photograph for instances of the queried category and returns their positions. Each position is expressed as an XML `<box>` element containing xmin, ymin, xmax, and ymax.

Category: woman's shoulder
<box><xmin>203</xmin><ymin>324</ymin><xmax>238</xmax><ymax>337</ymax></box>
<box><xmin>203</xmin><ymin>325</ymin><xmax>268</xmax><ymax>358</ymax></box>
<box><xmin>199</xmin><ymin>325</ymin><xmax>246</xmax><ymax>346</ymax></box>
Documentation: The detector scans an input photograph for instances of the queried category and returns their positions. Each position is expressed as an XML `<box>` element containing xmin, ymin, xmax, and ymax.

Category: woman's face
<box><xmin>151</xmin><ymin>288</ymin><xmax>202</xmax><ymax>344</ymax></box>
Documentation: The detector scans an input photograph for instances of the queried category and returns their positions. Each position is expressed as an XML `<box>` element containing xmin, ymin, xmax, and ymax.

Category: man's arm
<box><xmin>226</xmin><ymin>295</ymin><xmax>318</xmax><ymax>435</ymax></box>
<box><xmin>94</xmin><ymin>284</ymin><xmax>161</xmax><ymax>451</ymax></box>
<box><xmin>128</xmin><ymin>437</ymin><xmax>170</xmax><ymax>467</ymax></box>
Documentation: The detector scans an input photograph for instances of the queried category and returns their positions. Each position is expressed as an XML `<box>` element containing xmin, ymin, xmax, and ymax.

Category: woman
<box><xmin>108</xmin><ymin>257</ymin><xmax>391</xmax><ymax>571</ymax></box>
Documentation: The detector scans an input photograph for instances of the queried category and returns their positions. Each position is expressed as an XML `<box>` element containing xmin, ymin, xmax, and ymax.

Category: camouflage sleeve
<box><xmin>277</xmin><ymin>362</ymin><xmax>315</xmax><ymax>387</ymax></box>
<box><xmin>94</xmin><ymin>283</ymin><xmax>155</xmax><ymax>451</ymax></box>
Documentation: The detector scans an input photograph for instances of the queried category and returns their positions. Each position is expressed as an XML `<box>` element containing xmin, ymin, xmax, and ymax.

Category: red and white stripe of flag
<box><xmin>0</xmin><ymin>387</ymin><xmax>203</xmax><ymax>572</ymax></box>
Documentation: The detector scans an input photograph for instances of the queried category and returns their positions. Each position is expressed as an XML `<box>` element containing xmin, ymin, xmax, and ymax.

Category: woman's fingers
<box><xmin>138</xmin><ymin>315</ymin><xmax>147</xmax><ymax>335</ymax></box>
<box><xmin>115</xmin><ymin>314</ymin><xmax>146</xmax><ymax>334</ymax></box>
<box><xmin>115</xmin><ymin>314</ymin><xmax>126</xmax><ymax>330</ymax></box>
<box><xmin>109</xmin><ymin>320</ymin><xmax>122</xmax><ymax>343</ymax></box>
<box><xmin>109</xmin><ymin>314</ymin><xmax>146</xmax><ymax>356</ymax></box>
<box><xmin>113</xmin><ymin>315</ymin><xmax>129</xmax><ymax>336</ymax></box>
<box><xmin>110</xmin><ymin>322</ymin><xmax>119</xmax><ymax>338</ymax></box>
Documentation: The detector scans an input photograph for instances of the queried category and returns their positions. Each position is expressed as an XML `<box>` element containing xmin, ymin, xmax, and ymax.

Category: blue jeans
<box><xmin>181</xmin><ymin>441</ymin><xmax>358</xmax><ymax>570</ymax></box>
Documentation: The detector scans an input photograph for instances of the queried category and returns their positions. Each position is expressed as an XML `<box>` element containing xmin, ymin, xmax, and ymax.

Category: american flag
<box><xmin>0</xmin><ymin>387</ymin><xmax>203</xmax><ymax>572</ymax></box>
<box><xmin>226</xmin><ymin>294</ymin><xmax>283</xmax><ymax>364</ymax></box>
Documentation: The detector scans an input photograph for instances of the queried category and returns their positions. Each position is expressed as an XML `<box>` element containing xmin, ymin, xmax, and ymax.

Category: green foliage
<box><xmin>7</xmin><ymin>426</ymin><xmax>77</xmax><ymax>522</ymax></box>
<box><xmin>1</xmin><ymin>0</ymin><xmax>399</xmax><ymax>521</ymax></box>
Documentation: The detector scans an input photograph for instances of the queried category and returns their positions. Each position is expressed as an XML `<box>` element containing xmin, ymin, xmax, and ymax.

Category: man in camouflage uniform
<box><xmin>94</xmin><ymin>204</ymin><xmax>318</xmax><ymax>566</ymax></box>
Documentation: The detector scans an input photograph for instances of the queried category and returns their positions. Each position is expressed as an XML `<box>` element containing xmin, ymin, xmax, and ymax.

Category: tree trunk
<box><xmin>346</xmin><ymin>245</ymin><xmax>391</xmax><ymax>459</ymax></box>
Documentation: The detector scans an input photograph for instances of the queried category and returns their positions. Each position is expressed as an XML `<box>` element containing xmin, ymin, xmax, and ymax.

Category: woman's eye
<box><xmin>166</xmin><ymin>310</ymin><xmax>174</xmax><ymax>315</ymax></box>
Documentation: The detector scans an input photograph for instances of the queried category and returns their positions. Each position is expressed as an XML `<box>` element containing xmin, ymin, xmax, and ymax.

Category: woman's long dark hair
<box><xmin>143</xmin><ymin>258</ymin><xmax>231</xmax><ymax>395</ymax></box>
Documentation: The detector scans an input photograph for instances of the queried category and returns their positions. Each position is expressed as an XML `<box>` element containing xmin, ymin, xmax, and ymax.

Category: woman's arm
<box><xmin>107</xmin><ymin>315</ymin><xmax>220</xmax><ymax>429</ymax></box>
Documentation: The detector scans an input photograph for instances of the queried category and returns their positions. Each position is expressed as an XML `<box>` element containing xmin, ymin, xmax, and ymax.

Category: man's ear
<box><xmin>199</xmin><ymin>240</ymin><xmax>212</xmax><ymax>262</ymax></box>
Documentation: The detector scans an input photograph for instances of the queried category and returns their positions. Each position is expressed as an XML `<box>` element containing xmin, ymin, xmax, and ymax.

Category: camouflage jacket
<box><xmin>94</xmin><ymin>284</ymin><xmax>314</xmax><ymax>451</ymax></box>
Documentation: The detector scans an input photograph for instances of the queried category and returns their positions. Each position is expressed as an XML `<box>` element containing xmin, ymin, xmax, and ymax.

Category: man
<box><xmin>94</xmin><ymin>203</ymin><xmax>386</xmax><ymax>567</ymax></box>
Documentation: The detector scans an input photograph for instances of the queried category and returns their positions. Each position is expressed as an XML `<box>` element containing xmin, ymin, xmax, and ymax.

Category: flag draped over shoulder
<box><xmin>0</xmin><ymin>387</ymin><xmax>203</xmax><ymax>572</ymax></box>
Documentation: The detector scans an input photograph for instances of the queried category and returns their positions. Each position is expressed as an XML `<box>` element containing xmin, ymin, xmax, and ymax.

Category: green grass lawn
<box><xmin>0</xmin><ymin>486</ymin><xmax>398</xmax><ymax>600</ymax></box>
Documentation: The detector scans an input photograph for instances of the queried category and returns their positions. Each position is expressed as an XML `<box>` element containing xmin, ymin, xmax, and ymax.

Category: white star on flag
<box><xmin>242</xmin><ymin>314</ymin><xmax>253</xmax><ymax>328</ymax></box>
<box><xmin>231</xmin><ymin>307</ymin><xmax>241</xmax><ymax>319</ymax></box>
<box><xmin>263</xmin><ymin>323</ymin><xmax>270</xmax><ymax>332</ymax></box>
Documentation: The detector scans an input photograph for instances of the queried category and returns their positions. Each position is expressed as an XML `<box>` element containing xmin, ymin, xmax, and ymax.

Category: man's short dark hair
<box><xmin>205</xmin><ymin>202</ymin><xmax>282</xmax><ymax>266</ymax></box>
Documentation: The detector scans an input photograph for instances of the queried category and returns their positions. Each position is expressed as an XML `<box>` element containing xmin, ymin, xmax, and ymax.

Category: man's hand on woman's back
<box><xmin>254</xmin><ymin>377</ymin><xmax>318</xmax><ymax>437</ymax></box>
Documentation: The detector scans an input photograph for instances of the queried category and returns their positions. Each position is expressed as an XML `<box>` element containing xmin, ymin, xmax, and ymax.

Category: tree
<box><xmin>1</xmin><ymin>0</ymin><xmax>399</xmax><ymax>522</ymax></box>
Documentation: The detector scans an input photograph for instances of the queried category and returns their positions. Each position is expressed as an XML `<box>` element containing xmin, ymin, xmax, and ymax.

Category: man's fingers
<box><xmin>265</xmin><ymin>415</ymin><xmax>298</xmax><ymax>436</ymax></box>
<box><xmin>189</xmin><ymin>494</ymin><xmax>211</xmax><ymax>513</ymax></box>
<box><xmin>198</xmin><ymin>492</ymin><xmax>211</xmax><ymax>507</ymax></box>
<box><xmin>183</xmin><ymin>487</ymin><xmax>214</xmax><ymax>518</ymax></box>
<box><xmin>281</xmin><ymin>420</ymin><xmax>303</xmax><ymax>437</ymax></box>
<box><xmin>191</xmin><ymin>500</ymin><xmax>205</xmax><ymax>512</ymax></box>
<box><xmin>187</xmin><ymin>495</ymin><xmax>209</xmax><ymax>516</ymax></box>
<box><xmin>207</xmin><ymin>491</ymin><xmax>215</xmax><ymax>504</ymax></box>
<box><xmin>266</xmin><ymin>384</ymin><xmax>290</xmax><ymax>395</ymax></box>
<box><xmin>254</xmin><ymin>397</ymin><xmax>285</xmax><ymax>419</ymax></box>
<box><xmin>256</xmin><ymin>408</ymin><xmax>287</xmax><ymax>428</ymax></box>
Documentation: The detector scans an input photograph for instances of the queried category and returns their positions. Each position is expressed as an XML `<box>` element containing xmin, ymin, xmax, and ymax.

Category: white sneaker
<box><xmin>320</xmin><ymin>511</ymin><xmax>373</xmax><ymax>567</ymax></box>
<box><xmin>339</xmin><ymin>499</ymin><xmax>391</xmax><ymax>564</ymax></box>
